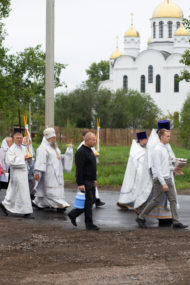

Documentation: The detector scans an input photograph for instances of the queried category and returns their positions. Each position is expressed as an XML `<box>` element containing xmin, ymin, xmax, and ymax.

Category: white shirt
<box><xmin>151</xmin><ymin>142</ymin><xmax>171</xmax><ymax>186</ymax></box>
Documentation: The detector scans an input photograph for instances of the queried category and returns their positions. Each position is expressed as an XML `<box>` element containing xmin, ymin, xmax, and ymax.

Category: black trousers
<box><xmin>0</xmin><ymin>169</ymin><xmax>10</xmax><ymax>190</ymax></box>
<box><xmin>69</xmin><ymin>181</ymin><xmax>96</xmax><ymax>226</ymax></box>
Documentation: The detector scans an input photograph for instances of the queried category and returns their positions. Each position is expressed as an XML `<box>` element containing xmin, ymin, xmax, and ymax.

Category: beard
<box><xmin>140</xmin><ymin>143</ymin><xmax>147</xmax><ymax>148</ymax></box>
<box><xmin>49</xmin><ymin>141</ymin><xmax>57</xmax><ymax>149</ymax></box>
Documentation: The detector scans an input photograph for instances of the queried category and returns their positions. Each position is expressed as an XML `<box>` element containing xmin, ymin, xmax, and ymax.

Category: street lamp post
<box><xmin>45</xmin><ymin>0</ymin><xmax>55</xmax><ymax>127</ymax></box>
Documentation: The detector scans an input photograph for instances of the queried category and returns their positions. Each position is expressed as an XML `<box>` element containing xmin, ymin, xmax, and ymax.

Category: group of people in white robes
<box><xmin>0</xmin><ymin>121</ymin><xmax>187</xmax><ymax>229</ymax></box>
<box><xmin>0</xmin><ymin>127</ymin><xmax>105</xmax><ymax>221</ymax></box>
<box><xmin>118</xmin><ymin>120</ymin><xmax>187</xmax><ymax>229</ymax></box>
<box><xmin>0</xmin><ymin>128</ymin><xmax>74</xmax><ymax>218</ymax></box>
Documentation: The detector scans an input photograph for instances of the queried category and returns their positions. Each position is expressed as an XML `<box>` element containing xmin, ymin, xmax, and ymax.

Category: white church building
<box><xmin>99</xmin><ymin>0</ymin><xmax>190</xmax><ymax>115</ymax></box>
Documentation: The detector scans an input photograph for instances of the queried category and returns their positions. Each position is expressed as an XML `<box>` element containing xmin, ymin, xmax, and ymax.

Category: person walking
<box><xmin>68</xmin><ymin>132</ymin><xmax>100</xmax><ymax>230</ymax></box>
<box><xmin>33</xmin><ymin>128</ymin><xmax>70</xmax><ymax>211</ymax></box>
<box><xmin>136</xmin><ymin>128</ymin><xmax>188</xmax><ymax>229</ymax></box>
<box><xmin>78</xmin><ymin>131</ymin><xmax>105</xmax><ymax>207</ymax></box>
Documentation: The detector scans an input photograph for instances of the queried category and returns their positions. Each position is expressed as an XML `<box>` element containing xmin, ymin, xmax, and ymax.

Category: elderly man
<box><xmin>0</xmin><ymin>137</ymin><xmax>12</xmax><ymax>190</ymax></box>
<box><xmin>136</xmin><ymin>128</ymin><xmax>188</xmax><ymax>229</ymax></box>
<box><xmin>0</xmin><ymin>133</ymin><xmax>33</xmax><ymax>218</ymax></box>
<box><xmin>33</xmin><ymin>128</ymin><xmax>70</xmax><ymax>211</ymax></box>
<box><xmin>68</xmin><ymin>132</ymin><xmax>99</xmax><ymax>230</ymax></box>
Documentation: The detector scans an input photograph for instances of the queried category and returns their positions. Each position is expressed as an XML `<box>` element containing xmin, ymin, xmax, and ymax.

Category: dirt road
<box><xmin>0</xmin><ymin>217</ymin><xmax>190</xmax><ymax>285</ymax></box>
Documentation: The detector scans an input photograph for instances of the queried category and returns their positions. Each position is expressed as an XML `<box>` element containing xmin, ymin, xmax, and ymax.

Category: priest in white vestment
<box><xmin>131</xmin><ymin>120</ymin><xmax>178</xmax><ymax>225</ymax></box>
<box><xmin>135</xmin><ymin>121</ymin><xmax>179</xmax><ymax>209</ymax></box>
<box><xmin>1</xmin><ymin>133</ymin><xmax>33</xmax><ymax>217</ymax></box>
<box><xmin>118</xmin><ymin>131</ymin><xmax>149</xmax><ymax>209</ymax></box>
<box><xmin>33</xmin><ymin>128</ymin><xmax>70</xmax><ymax>210</ymax></box>
<box><xmin>118</xmin><ymin>130</ymin><xmax>172</xmax><ymax>223</ymax></box>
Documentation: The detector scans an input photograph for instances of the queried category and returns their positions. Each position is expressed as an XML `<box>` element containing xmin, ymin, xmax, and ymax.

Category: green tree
<box><xmin>55</xmin><ymin>87</ymin><xmax>160</xmax><ymax>129</ymax></box>
<box><xmin>111</xmin><ymin>89</ymin><xmax>160</xmax><ymax>129</ymax></box>
<box><xmin>85</xmin><ymin>60</ymin><xmax>109</xmax><ymax>88</ymax></box>
<box><xmin>55</xmin><ymin>85</ymin><xmax>95</xmax><ymax>128</ymax></box>
<box><xmin>179</xmin><ymin>95</ymin><xmax>190</xmax><ymax>147</ymax></box>
<box><xmin>0</xmin><ymin>45</ymin><xmax>66</xmax><ymax>129</ymax></box>
<box><xmin>93</xmin><ymin>88</ymin><xmax>114</xmax><ymax>128</ymax></box>
<box><xmin>0</xmin><ymin>0</ymin><xmax>11</xmax><ymax>19</ymax></box>
<box><xmin>55</xmin><ymin>92</ymin><xmax>71</xmax><ymax>127</ymax></box>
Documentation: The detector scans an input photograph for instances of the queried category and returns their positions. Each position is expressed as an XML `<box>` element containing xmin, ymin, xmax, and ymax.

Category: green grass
<box><xmin>2</xmin><ymin>139</ymin><xmax>190</xmax><ymax>190</ymax></box>
<box><xmin>64</xmin><ymin>144</ymin><xmax>190</xmax><ymax>190</ymax></box>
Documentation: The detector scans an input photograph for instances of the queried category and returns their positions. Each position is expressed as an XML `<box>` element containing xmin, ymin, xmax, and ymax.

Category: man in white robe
<box><xmin>0</xmin><ymin>133</ymin><xmax>33</xmax><ymax>218</ymax></box>
<box><xmin>118</xmin><ymin>131</ymin><xmax>148</xmax><ymax>209</ymax></box>
<box><xmin>33</xmin><ymin>128</ymin><xmax>70</xmax><ymax>211</ymax></box>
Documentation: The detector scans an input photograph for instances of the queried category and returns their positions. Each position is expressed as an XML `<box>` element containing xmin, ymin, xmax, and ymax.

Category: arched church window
<box><xmin>168</xmin><ymin>21</ymin><xmax>173</xmax><ymax>38</ymax></box>
<box><xmin>123</xmin><ymin>75</ymin><xmax>128</xmax><ymax>90</ymax></box>
<box><xmin>176</xmin><ymin>22</ymin><xmax>180</xmax><ymax>29</ymax></box>
<box><xmin>159</xmin><ymin>21</ymin><xmax>164</xmax><ymax>38</ymax></box>
<box><xmin>156</xmin><ymin>75</ymin><xmax>161</xmax><ymax>93</ymax></box>
<box><xmin>153</xmin><ymin>22</ymin><xmax>156</xmax><ymax>38</ymax></box>
<box><xmin>174</xmin><ymin>74</ymin><xmax>179</xmax><ymax>92</ymax></box>
<box><xmin>148</xmin><ymin>65</ymin><xmax>153</xmax><ymax>83</ymax></box>
<box><xmin>140</xmin><ymin>75</ymin><xmax>146</xmax><ymax>93</ymax></box>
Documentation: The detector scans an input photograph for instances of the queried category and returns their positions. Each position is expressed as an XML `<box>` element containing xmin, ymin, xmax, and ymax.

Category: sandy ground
<box><xmin>0</xmin><ymin>217</ymin><xmax>190</xmax><ymax>285</ymax></box>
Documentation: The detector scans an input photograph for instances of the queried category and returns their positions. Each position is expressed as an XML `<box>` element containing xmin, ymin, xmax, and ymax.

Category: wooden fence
<box><xmin>55</xmin><ymin>127</ymin><xmax>181</xmax><ymax>146</ymax></box>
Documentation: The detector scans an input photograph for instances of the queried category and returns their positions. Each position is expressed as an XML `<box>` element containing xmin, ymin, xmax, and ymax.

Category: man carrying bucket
<box><xmin>68</xmin><ymin>132</ymin><xmax>99</xmax><ymax>231</ymax></box>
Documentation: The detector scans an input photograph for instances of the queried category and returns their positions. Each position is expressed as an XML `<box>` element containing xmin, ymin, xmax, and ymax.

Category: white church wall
<box><xmin>98</xmin><ymin>1</ymin><xmax>190</xmax><ymax>115</ymax></box>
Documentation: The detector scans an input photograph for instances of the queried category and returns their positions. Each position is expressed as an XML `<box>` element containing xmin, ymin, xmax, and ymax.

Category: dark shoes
<box><xmin>136</xmin><ymin>217</ymin><xmax>147</xmax><ymax>228</ymax></box>
<box><xmin>24</xmin><ymin>214</ymin><xmax>35</xmax><ymax>219</ymax></box>
<box><xmin>96</xmin><ymin>199</ymin><xmax>105</xmax><ymax>207</ymax></box>
<box><xmin>158</xmin><ymin>219</ymin><xmax>172</xmax><ymax>227</ymax></box>
<box><xmin>173</xmin><ymin>223</ymin><xmax>188</xmax><ymax>229</ymax></box>
<box><xmin>57</xmin><ymin>208</ymin><xmax>67</xmax><ymax>213</ymax></box>
<box><xmin>86</xmin><ymin>224</ymin><xmax>100</xmax><ymax>231</ymax></box>
<box><xmin>0</xmin><ymin>203</ymin><xmax>8</xmax><ymax>216</ymax></box>
<box><xmin>68</xmin><ymin>213</ymin><xmax>77</xmax><ymax>227</ymax></box>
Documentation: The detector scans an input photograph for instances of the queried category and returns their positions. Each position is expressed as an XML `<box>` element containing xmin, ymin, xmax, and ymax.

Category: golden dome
<box><xmin>152</xmin><ymin>0</ymin><xmax>183</xmax><ymax>18</ymax></box>
<box><xmin>110</xmin><ymin>47</ymin><xmax>122</xmax><ymax>59</ymax></box>
<box><xmin>125</xmin><ymin>25</ymin><xmax>139</xmax><ymax>37</ymax></box>
<box><xmin>175</xmin><ymin>23</ymin><xmax>190</xmax><ymax>36</ymax></box>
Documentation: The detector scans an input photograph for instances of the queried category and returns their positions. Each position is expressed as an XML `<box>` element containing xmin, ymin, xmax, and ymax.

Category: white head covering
<box><xmin>43</xmin><ymin>128</ymin><xmax>56</xmax><ymax>140</ymax></box>
<box><xmin>1</xmin><ymin>138</ymin><xmax>9</xmax><ymax>152</ymax></box>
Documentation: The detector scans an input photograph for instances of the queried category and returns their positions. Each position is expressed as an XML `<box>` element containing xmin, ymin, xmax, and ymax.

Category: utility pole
<box><xmin>45</xmin><ymin>0</ymin><xmax>55</xmax><ymax>127</ymax></box>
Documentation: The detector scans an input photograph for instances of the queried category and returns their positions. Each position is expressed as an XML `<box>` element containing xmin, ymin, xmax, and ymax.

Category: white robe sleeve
<box><xmin>34</xmin><ymin>146</ymin><xmax>48</xmax><ymax>172</ymax></box>
<box><xmin>6</xmin><ymin>147</ymin><xmax>26</xmax><ymax>169</ymax></box>
<box><xmin>118</xmin><ymin>140</ymin><xmax>146</xmax><ymax>205</ymax></box>
<box><xmin>0</xmin><ymin>148</ymin><xmax>6</xmax><ymax>170</ymax></box>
